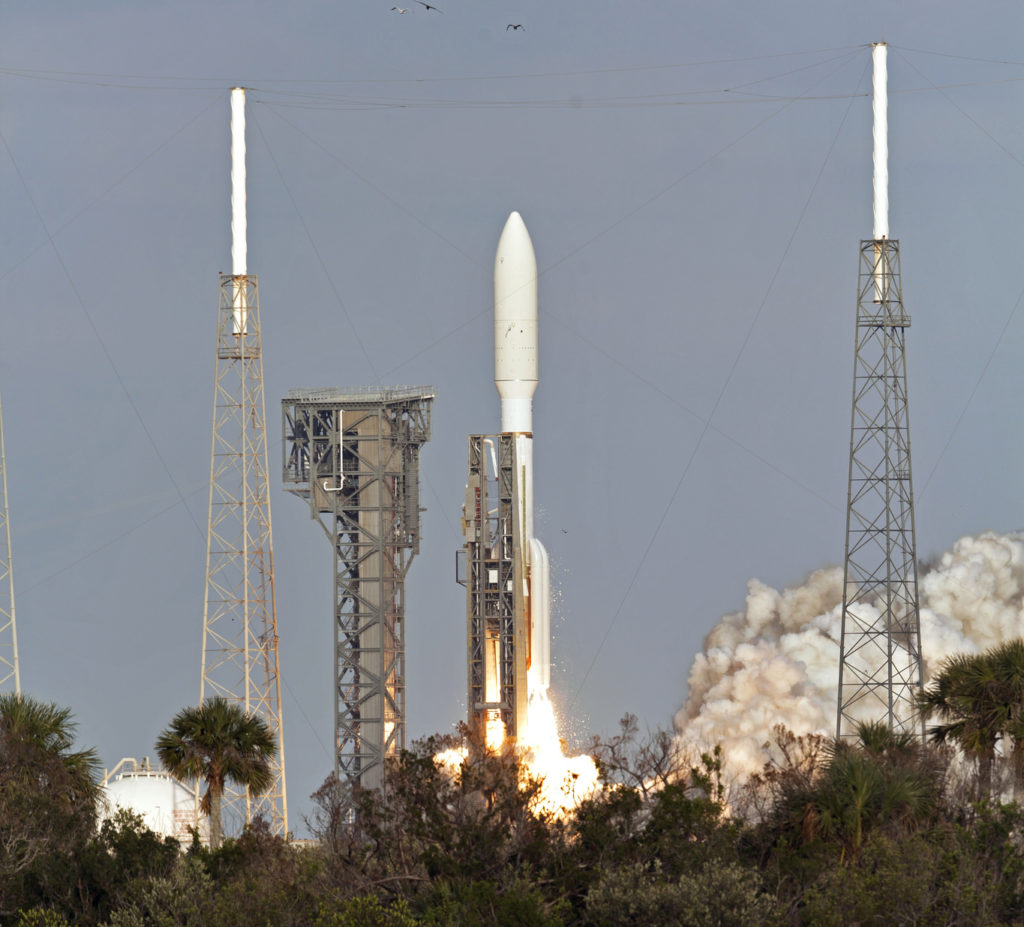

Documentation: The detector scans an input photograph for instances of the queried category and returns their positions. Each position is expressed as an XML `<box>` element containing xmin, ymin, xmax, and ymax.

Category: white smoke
<box><xmin>674</xmin><ymin>532</ymin><xmax>1024</xmax><ymax>781</ymax></box>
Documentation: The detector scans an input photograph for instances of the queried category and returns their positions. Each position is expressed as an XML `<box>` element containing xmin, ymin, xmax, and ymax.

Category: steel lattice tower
<box><xmin>836</xmin><ymin>44</ymin><xmax>923</xmax><ymax>739</ymax></box>
<box><xmin>199</xmin><ymin>88</ymin><xmax>287</xmax><ymax>835</ymax></box>
<box><xmin>0</xmin><ymin>395</ymin><xmax>19</xmax><ymax>694</ymax></box>
<box><xmin>282</xmin><ymin>387</ymin><xmax>432</xmax><ymax>807</ymax></box>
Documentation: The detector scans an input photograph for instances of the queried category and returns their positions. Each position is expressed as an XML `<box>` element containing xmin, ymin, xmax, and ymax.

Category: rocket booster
<box><xmin>494</xmin><ymin>211</ymin><xmax>550</xmax><ymax>692</ymax></box>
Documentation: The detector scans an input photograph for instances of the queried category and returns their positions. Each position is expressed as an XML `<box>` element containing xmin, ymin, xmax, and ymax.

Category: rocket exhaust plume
<box><xmin>675</xmin><ymin>532</ymin><xmax>1024</xmax><ymax>788</ymax></box>
<box><xmin>230</xmin><ymin>87</ymin><xmax>247</xmax><ymax>333</ymax></box>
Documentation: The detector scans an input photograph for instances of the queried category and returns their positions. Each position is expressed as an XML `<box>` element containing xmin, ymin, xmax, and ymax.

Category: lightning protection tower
<box><xmin>0</xmin><ymin>395</ymin><xmax>19</xmax><ymax>694</ymax></box>
<box><xmin>200</xmin><ymin>88</ymin><xmax>287</xmax><ymax>835</ymax></box>
<box><xmin>282</xmin><ymin>387</ymin><xmax>432</xmax><ymax>812</ymax></box>
<box><xmin>836</xmin><ymin>44</ymin><xmax>923</xmax><ymax>739</ymax></box>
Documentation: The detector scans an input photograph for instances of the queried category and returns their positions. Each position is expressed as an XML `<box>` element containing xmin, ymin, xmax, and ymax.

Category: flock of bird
<box><xmin>389</xmin><ymin>1</ymin><xmax>524</xmax><ymax>28</ymax></box>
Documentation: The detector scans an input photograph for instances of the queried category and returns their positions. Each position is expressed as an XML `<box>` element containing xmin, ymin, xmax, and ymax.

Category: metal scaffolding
<box><xmin>282</xmin><ymin>387</ymin><xmax>433</xmax><ymax>802</ymax></box>
<box><xmin>200</xmin><ymin>273</ymin><xmax>287</xmax><ymax>835</ymax></box>
<box><xmin>457</xmin><ymin>434</ymin><xmax>528</xmax><ymax>744</ymax></box>
<box><xmin>0</xmin><ymin>394</ymin><xmax>19</xmax><ymax>695</ymax></box>
<box><xmin>837</xmin><ymin>239</ymin><xmax>922</xmax><ymax>738</ymax></box>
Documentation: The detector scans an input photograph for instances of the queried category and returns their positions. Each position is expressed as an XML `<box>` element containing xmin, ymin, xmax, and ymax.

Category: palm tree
<box><xmin>156</xmin><ymin>697</ymin><xmax>277</xmax><ymax>849</ymax></box>
<box><xmin>984</xmin><ymin>639</ymin><xmax>1024</xmax><ymax>797</ymax></box>
<box><xmin>917</xmin><ymin>652</ymin><xmax>1002</xmax><ymax>798</ymax></box>
<box><xmin>0</xmin><ymin>691</ymin><xmax>100</xmax><ymax>787</ymax></box>
<box><xmin>807</xmin><ymin>722</ymin><xmax>939</xmax><ymax>861</ymax></box>
<box><xmin>0</xmin><ymin>693</ymin><xmax>101</xmax><ymax>878</ymax></box>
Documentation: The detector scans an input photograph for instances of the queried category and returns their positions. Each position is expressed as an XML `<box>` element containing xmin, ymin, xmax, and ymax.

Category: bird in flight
<box><xmin>391</xmin><ymin>5</ymin><xmax>409</xmax><ymax>11</ymax></box>
<box><xmin>416</xmin><ymin>0</ymin><xmax>443</xmax><ymax>10</ymax></box>
<box><xmin>506</xmin><ymin>23</ymin><xmax>524</xmax><ymax>30</ymax></box>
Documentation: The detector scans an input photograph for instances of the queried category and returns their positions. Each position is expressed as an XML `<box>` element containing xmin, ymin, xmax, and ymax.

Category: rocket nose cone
<box><xmin>503</xmin><ymin>209</ymin><xmax>526</xmax><ymax>235</ymax></box>
<box><xmin>497</xmin><ymin>211</ymin><xmax>533</xmax><ymax>259</ymax></box>
<box><xmin>495</xmin><ymin>211</ymin><xmax>537</xmax><ymax>311</ymax></box>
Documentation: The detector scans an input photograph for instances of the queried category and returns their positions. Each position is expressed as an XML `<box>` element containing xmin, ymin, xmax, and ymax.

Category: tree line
<box><xmin>4</xmin><ymin>641</ymin><xmax>1024</xmax><ymax>925</ymax></box>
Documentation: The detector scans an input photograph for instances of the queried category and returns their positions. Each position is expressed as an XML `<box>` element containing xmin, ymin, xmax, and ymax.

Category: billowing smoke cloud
<box><xmin>674</xmin><ymin>532</ymin><xmax>1024</xmax><ymax>780</ymax></box>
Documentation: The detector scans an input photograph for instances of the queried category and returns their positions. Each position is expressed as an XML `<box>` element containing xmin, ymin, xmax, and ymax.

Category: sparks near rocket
<box><xmin>461</xmin><ymin>211</ymin><xmax>550</xmax><ymax>748</ymax></box>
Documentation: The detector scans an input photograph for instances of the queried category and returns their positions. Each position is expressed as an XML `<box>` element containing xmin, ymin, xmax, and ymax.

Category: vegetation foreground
<box><xmin>5</xmin><ymin>642</ymin><xmax>1024</xmax><ymax>925</ymax></box>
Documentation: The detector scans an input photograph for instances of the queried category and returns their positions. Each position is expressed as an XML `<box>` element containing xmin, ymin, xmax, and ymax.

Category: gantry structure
<box><xmin>200</xmin><ymin>272</ymin><xmax>287</xmax><ymax>835</ymax></box>
<box><xmin>0</xmin><ymin>395</ymin><xmax>19</xmax><ymax>694</ymax></box>
<box><xmin>282</xmin><ymin>387</ymin><xmax>433</xmax><ymax>805</ymax></box>
<box><xmin>457</xmin><ymin>434</ymin><xmax>528</xmax><ymax>745</ymax></box>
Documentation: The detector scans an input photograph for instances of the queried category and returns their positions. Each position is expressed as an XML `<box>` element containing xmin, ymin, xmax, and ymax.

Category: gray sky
<box><xmin>2</xmin><ymin>1</ymin><xmax>1023</xmax><ymax>834</ymax></box>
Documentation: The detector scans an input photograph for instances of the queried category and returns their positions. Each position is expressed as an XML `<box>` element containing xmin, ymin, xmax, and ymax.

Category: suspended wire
<box><xmin>380</xmin><ymin>47</ymin><xmax>864</xmax><ymax>381</ymax></box>
<box><xmin>17</xmin><ymin>487</ymin><xmax>205</xmax><ymax>598</ymax></box>
<box><xmin>250</xmin><ymin>112</ymin><xmax>466</xmax><ymax>579</ymax></box>
<box><xmin>893</xmin><ymin>49</ymin><xmax>1024</xmax><ymax>170</ymax></box>
<box><xmin>259</xmin><ymin>104</ymin><xmax>485</xmax><ymax>274</ymax></box>
<box><xmin>547</xmin><ymin>315</ymin><xmax>840</xmax><ymax>513</ymax></box>
<box><xmin>7</xmin><ymin>48</ymin><xmax>1018</xmax><ymax>112</ymax></box>
<box><xmin>0</xmin><ymin>129</ymin><xmax>208</xmax><ymax>543</ymax></box>
<box><xmin>247</xmin><ymin>47</ymin><xmax>865</xmax><ymax>111</ymax></box>
<box><xmin>890</xmin><ymin>45</ymin><xmax>1024</xmax><ymax>68</ymax></box>
<box><xmin>889</xmin><ymin>48</ymin><xmax>1024</xmax><ymax>500</ymax></box>
<box><xmin>918</xmin><ymin>278</ymin><xmax>1024</xmax><ymax>501</ymax></box>
<box><xmin>568</xmin><ymin>55</ymin><xmax>868</xmax><ymax>710</ymax></box>
<box><xmin>250</xmin><ymin>112</ymin><xmax>382</xmax><ymax>383</ymax></box>
<box><xmin>539</xmin><ymin>50</ymin><xmax>864</xmax><ymax>296</ymax></box>
<box><xmin>0</xmin><ymin>46</ymin><xmax>865</xmax><ymax>89</ymax></box>
<box><xmin>0</xmin><ymin>96</ymin><xmax>222</xmax><ymax>285</ymax></box>
<box><xmin>0</xmin><ymin>68</ymin><xmax>227</xmax><ymax>93</ymax></box>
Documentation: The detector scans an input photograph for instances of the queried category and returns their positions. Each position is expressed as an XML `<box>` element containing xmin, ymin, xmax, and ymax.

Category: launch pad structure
<box><xmin>282</xmin><ymin>386</ymin><xmax>433</xmax><ymax>800</ymax></box>
<box><xmin>457</xmin><ymin>434</ymin><xmax>529</xmax><ymax>744</ymax></box>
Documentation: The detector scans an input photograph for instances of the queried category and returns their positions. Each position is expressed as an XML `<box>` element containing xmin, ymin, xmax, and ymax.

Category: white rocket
<box><xmin>494</xmin><ymin>211</ymin><xmax>550</xmax><ymax>693</ymax></box>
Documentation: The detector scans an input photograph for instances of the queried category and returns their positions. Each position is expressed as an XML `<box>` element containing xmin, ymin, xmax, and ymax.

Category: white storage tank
<box><xmin>99</xmin><ymin>757</ymin><xmax>208</xmax><ymax>843</ymax></box>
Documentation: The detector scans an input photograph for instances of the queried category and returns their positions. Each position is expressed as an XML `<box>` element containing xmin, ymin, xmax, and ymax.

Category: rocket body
<box><xmin>494</xmin><ymin>212</ymin><xmax>551</xmax><ymax>696</ymax></box>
